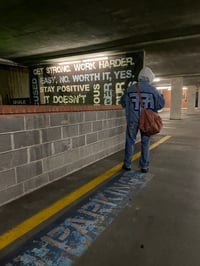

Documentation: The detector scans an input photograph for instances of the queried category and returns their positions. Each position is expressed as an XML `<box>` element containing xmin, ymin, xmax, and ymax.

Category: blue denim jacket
<box><xmin>120</xmin><ymin>81</ymin><xmax>165</xmax><ymax>125</ymax></box>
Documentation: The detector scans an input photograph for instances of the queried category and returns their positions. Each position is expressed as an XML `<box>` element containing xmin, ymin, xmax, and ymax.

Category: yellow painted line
<box><xmin>0</xmin><ymin>135</ymin><xmax>171</xmax><ymax>250</ymax></box>
<box><xmin>150</xmin><ymin>135</ymin><xmax>171</xmax><ymax>150</ymax></box>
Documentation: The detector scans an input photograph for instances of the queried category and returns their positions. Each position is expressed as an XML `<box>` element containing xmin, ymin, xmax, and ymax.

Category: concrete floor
<box><xmin>75</xmin><ymin>111</ymin><xmax>200</xmax><ymax>266</ymax></box>
<box><xmin>1</xmin><ymin>110</ymin><xmax>200</xmax><ymax>266</ymax></box>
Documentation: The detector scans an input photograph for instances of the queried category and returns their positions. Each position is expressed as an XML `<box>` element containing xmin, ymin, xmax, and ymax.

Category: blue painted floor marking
<box><xmin>2</xmin><ymin>170</ymin><xmax>153</xmax><ymax>266</ymax></box>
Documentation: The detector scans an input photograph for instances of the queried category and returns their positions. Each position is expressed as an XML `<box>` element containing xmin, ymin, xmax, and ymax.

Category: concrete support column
<box><xmin>170</xmin><ymin>78</ymin><xmax>183</xmax><ymax>120</ymax></box>
<box><xmin>187</xmin><ymin>85</ymin><xmax>197</xmax><ymax>114</ymax></box>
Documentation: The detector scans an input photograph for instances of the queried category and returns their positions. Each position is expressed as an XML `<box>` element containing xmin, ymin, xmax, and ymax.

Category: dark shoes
<box><xmin>122</xmin><ymin>164</ymin><xmax>131</xmax><ymax>171</ymax></box>
<box><xmin>122</xmin><ymin>164</ymin><xmax>149</xmax><ymax>173</ymax></box>
<box><xmin>141</xmin><ymin>168</ymin><xmax>149</xmax><ymax>173</ymax></box>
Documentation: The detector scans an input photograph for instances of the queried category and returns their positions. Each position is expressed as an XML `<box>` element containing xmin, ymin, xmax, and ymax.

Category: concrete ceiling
<box><xmin>1</xmin><ymin>0</ymin><xmax>200</xmax><ymax>86</ymax></box>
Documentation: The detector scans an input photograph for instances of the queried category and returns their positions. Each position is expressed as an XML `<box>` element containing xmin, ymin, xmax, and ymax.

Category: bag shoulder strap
<box><xmin>135</xmin><ymin>83</ymin><xmax>144</xmax><ymax>108</ymax></box>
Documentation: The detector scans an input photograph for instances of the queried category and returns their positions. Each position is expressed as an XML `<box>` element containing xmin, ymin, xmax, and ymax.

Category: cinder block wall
<box><xmin>0</xmin><ymin>110</ymin><xmax>126</xmax><ymax>207</ymax></box>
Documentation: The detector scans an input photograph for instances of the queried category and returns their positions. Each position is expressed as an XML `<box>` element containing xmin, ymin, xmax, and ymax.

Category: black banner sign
<box><xmin>30</xmin><ymin>51</ymin><xmax>144</xmax><ymax>105</ymax></box>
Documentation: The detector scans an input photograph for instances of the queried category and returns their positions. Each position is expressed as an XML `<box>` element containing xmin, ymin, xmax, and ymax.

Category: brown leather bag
<box><xmin>136</xmin><ymin>84</ymin><xmax>163</xmax><ymax>136</ymax></box>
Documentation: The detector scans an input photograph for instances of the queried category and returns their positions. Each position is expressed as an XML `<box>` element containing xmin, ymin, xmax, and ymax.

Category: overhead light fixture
<box><xmin>153</xmin><ymin>77</ymin><xmax>160</xmax><ymax>82</ymax></box>
<box><xmin>58</xmin><ymin>56</ymin><xmax>108</xmax><ymax>65</ymax></box>
<box><xmin>156</xmin><ymin>86</ymin><xmax>171</xmax><ymax>90</ymax></box>
<box><xmin>58</xmin><ymin>60</ymin><xmax>81</xmax><ymax>65</ymax></box>
<box><xmin>82</xmin><ymin>56</ymin><xmax>108</xmax><ymax>62</ymax></box>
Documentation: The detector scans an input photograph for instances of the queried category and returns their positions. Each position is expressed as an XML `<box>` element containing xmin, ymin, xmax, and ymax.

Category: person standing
<box><xmin>120</xmin><ymin>66</ymin><xmax>165</xmax><ymax>172</ymax></box>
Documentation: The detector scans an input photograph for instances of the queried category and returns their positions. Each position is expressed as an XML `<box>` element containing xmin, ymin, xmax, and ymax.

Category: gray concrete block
<box><xmin>64</xmin><ymin>162</ymin><xmax>79</xmax><ymax>174</ymax></box>
<box><xmin>96</xmin><ymin>111</ymin><xmax>107</xmax><ymax>120</ymax></box>
<box><xmin>78</xmin><ymin>145</ymin><xmax>94</xmax><ymax>160</ymax></box>
<box><xmin>118</xmin><ymin>116</ymin><xmax>126</xmax><ymax>124</ymax></box>
<box><xmin>0</xmin><ymin>184</ymin><xmax>24</xmax><ymax>207</ymax></box>
<box><xmin>97</xmin><ymin>129</ymin><xmax>107</xmax><ymax>140</ymax></box>
<box><xmin>93</xmin><ymin>121</ymin><xmax>103</xmax><ymax>132</ymax></box>
<box><xmin>85</xmin><ymin>111</ymin><xmax>97</xmax><ymax>121</ymax></box>
<box><xmin>48</xmin><ymin>166</ymin><xmax>68</xmax><ymax>182</ymax></box>
<box><xmin>63</xmin><ymin>149</ymin><xmax>80</xmax><ymax>164</ymax></box>
<box><xmin>0</xmin><ymin>116</ymin><xmax>24</xmax><ymax>133</ymax></box>
<box><xmin>14</xmin><ymin>130</ymin><xmax>40</xmax><ymax>149</ymax></box>
<box><xmin>63</xmin><ymin>124</ymin><xmax>78</xmax><ymax>138</ymax></box>
<box><xmin>0</xmin><ymin>134</ymin><xmax>12</xmax><ymax>152</ymax></box>
<box><xmin>50</xmin><ymin>113</ymin><xmax>69</xmax><ymax>126</ymax></box>
<box><xmin>102</xmin><ymin>119</ymin><xmax>112</xmax><ymax>129</ymax></box>
<box><xmin>105</xmin><ymin>128</ymin><xmax>115</xmax><ymax>138</ymax></box>
<box><xmin>72</xmin><ymin>135</ymin><xmax>85</xmax><ymax>148</ymax></box>
<box><xmin>25</xmin><ymin>114</ymin><xmax>50</xmax><ymax>130</ymax></box>
<box><xmin>16</xmin><ymin>161</ymin><xmax>43</xmax><ymax>183</ymax></box>
<box><xmin>0</xmin><ymin>169</ymin><xmax>16</xmax><ymax>191</ymax></box>
<box><xmin>93</xmin><ymin>140</ymin><xmax>105</xmax><ymax>153</ymax></box>
<box><xmin>41</xmin><ymin>127</ymin><xmax>61</xmax><ymax>143</ymax></box>
<box><xmin>0</xmin><ymin>109</ymin><xmax>126</xmax><ymax>207</ymax></box>
<box><xmin>86</xmin><ymin>132</ymin><xmax>98</xmax><ymax>144</ymax></box>
<box><xmin>53</xmin><ymin>139</ymin><xmax>71</xmax><ymax>154</ymax></box>
<box><xmin>115</xmin><ymin>125</ymin><xmax>125</xmax><ymax>135</ymax></box>
<box><xmin>79</xmin><ymin>122</ymin><xmax>92</xmax><ymax>135</ymax></box>
<box><xmin>43</xmin><ymin>153</ymin><xmax>65</xmax><ymax>172</ymax></box>
<box><xmin>29</xmin><ymin>143</ymin><xmax>52</xmax><ymax>161</ymax></box>
<box><xmin>111</xmin><ymin>117</ymin><xmax>125</xmax><ymax>128</ymax></box>
<box><xmin>70</xmin><ymin>156</ymin><xmax>92</xmax><ymax>171</ymax></box>
<box><xmin>108</xmin><ymin>110</ymin><xmax>120</xmax><ymax>118</ymax></box>
<box><xmin>24</xmin><ymin>174</ymin><xmax>49</xmax><ymax>193</ymax></box>
<box><xmin>0</xmin><ymin>149</ymin><xmax>27</xmax><ymax>171</ymax></box>
<box><xmin>69</xmin><ymin>112</ymin><xmax>84</xmax><ymax>124</ymax></box>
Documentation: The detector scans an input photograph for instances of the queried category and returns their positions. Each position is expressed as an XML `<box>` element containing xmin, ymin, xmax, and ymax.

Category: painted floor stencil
<box><xmin>2</xmin><ymin>170</ymin><xmax>153</xmax><ymax>266</ymax></box>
